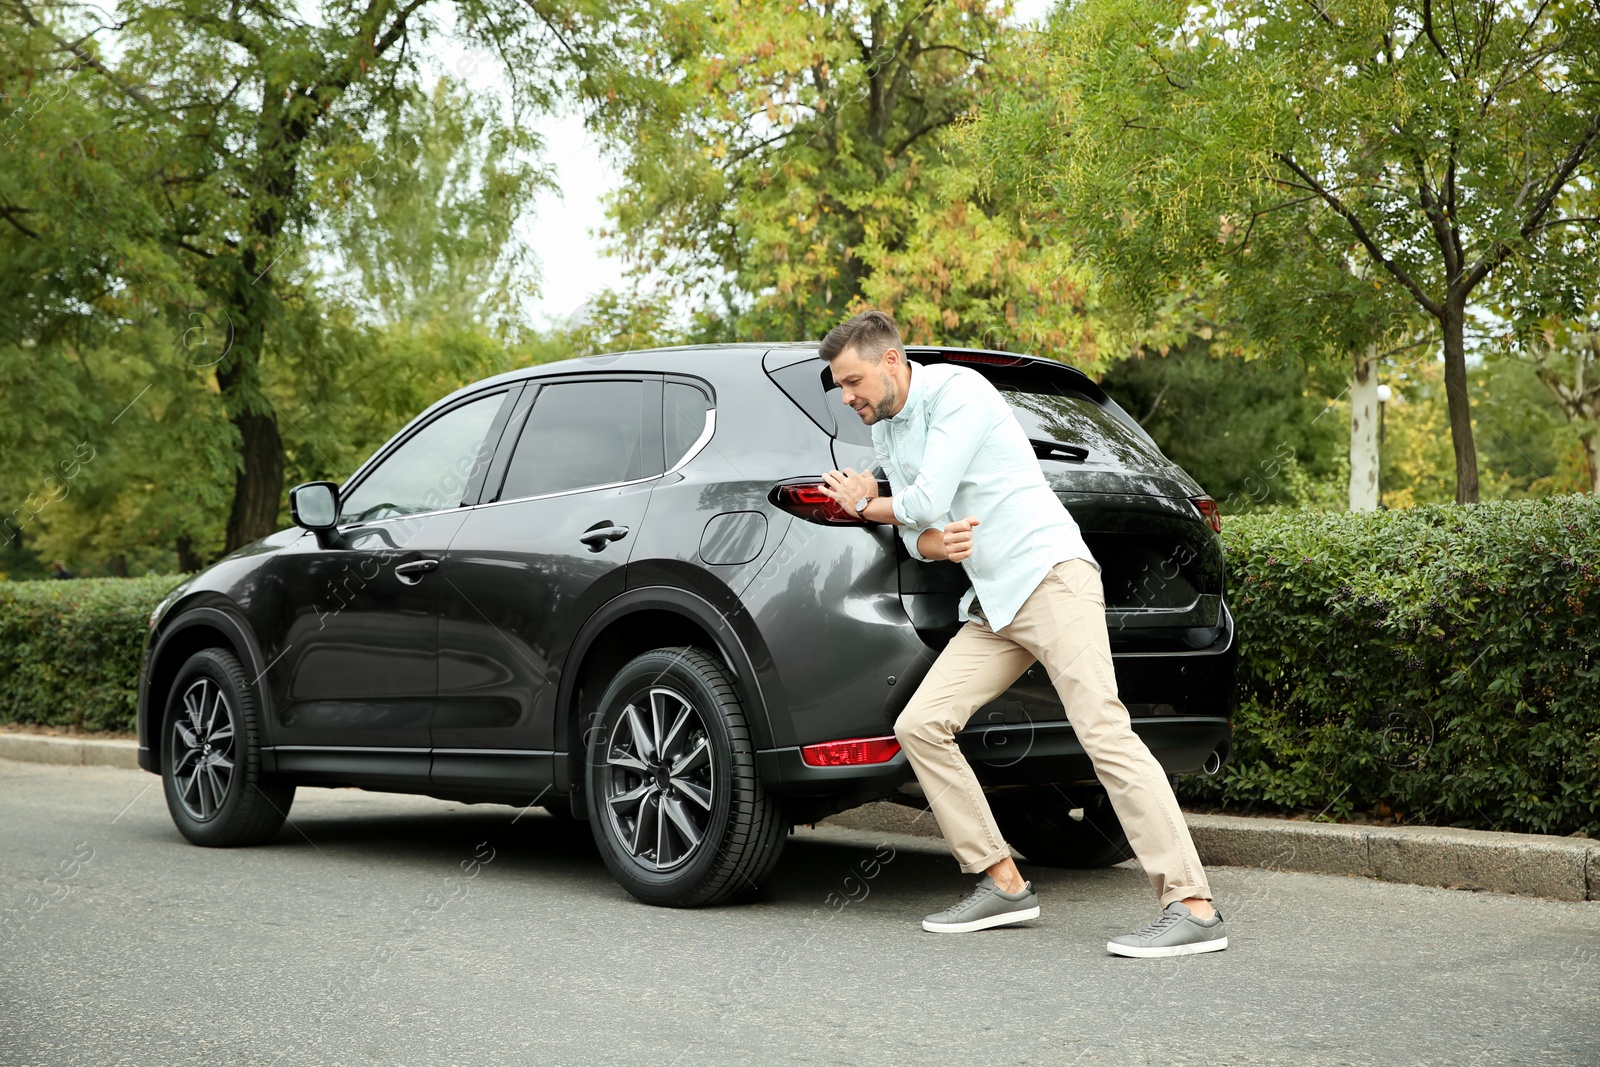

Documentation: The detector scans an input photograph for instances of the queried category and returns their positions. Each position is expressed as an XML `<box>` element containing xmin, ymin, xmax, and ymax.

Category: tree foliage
<box><xmin>1</xmin><ymin>0</ymin><xmax>557</xmax><ymax>572</ymax></box>
<box><xmin>582</xmin><ymin>0</ymin><xmax>1095</xmax><ymax>359</ymax></box>
<box><xmin>971</xmin><ymin>0</ymin><xmax>1600</xmax><ymax>502</ymax></box>
<box><xmin>2</xmin><ymin>0</ymin><xmax>574</xmax><ymax>557</ymax></box>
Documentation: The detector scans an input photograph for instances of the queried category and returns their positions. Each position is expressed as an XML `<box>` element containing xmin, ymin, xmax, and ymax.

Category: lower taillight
<box><xmin>800</xmin><ymin>735</ymin><xmax>902</xmax><ymax>767</ymax></box>
<box><xmin>770</xmin><ymin>481</ymin><xmax>872</xmax><ymax>526</ymax></box>
<box><xmin>1192</xmin><ymin>496</ymin><xmax>1221</xmax><ymax>533</ymax></box>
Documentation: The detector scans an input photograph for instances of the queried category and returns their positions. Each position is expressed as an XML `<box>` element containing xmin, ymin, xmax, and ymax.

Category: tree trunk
<box><xmin>1583</xmin><ymin>430</ymin><xmax>1600</xmax><ymax>496</ymax></box>
<box><xmin>1348</xmin><ymin>345</ymin><xmax>1380</xmax><ymax>512</ymax></box>
<box><xmin>223</xmin><ymin>410</ymin><xmax>286</xmax><ymax>553</ymax></box>
<box><xmin>175</xmin><ymin>534</ymin><xmax>203</xmax><ymax>572</ymax></box>
<box><xmin>1440</xmin><ymin>301</ymin><xmax>1480</xmax><ymax>503</ymax></box>
<box><xmin>217</xmin><ymin>220</ymin><xmax>287</xmax><ymax>555</ymax></box>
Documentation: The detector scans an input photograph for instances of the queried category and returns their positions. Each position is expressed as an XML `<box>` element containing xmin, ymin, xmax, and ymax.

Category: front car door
<box><xmin>431</xmin><ymin>376</ymin><xmax>664</xmax><ymax>793</ymax></box>
<box><xmin>261</xmin><ymin>387</ymin><xmax>519</xmax><ymax>784</ymax></box>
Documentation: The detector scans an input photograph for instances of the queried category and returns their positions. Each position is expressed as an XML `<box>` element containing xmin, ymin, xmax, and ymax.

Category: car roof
<box><xmin>423</xmin><ymin>341</ymin><xmax>1103</xmax><ymax>418</ymax></box>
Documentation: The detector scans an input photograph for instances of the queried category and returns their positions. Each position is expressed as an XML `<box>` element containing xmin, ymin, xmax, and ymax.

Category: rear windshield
<box><xmin>995</xmin><ymin>384</ymin><xmax>1156</xmax><ymax>469</ymax></box>
<box><xmin>770</xmin><ymin>353</ymin><xmax>1158</xmax><ymax>467</ymax></box>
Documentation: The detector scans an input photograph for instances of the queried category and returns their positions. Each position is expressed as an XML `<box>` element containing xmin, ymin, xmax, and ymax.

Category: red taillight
<box><xmin>1192</xmin><ymin>496</ymin><xmax>1221</xmax><ymax>533</ymax></box>
<box><xmin>770</xmin><ymin>481</ymin><xmax>872</xmax><ymax>526</ymax></box>
<box><xmin>800</xmin><ymin>735</ymin><xmax>902</xmax><ymax>767</ymax></box>
<box><xmin>943</xmin><ymin>352</ymin><xmax>1027</xmax><ymax>367</ymax></box>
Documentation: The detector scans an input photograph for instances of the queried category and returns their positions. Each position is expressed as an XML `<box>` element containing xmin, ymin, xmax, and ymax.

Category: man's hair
<box><xmin>819</xmin><ymin>308</ymin><xmax>903</xmax><ymax>364</ymax></box>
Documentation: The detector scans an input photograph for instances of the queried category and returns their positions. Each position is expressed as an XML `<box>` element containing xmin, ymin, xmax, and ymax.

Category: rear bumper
<box><xmin>758</xmin><ymin>715</ymin><xmax>1232</xmax><ymax>797</ymax></box>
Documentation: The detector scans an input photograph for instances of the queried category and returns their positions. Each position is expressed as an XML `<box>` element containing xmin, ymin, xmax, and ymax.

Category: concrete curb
<box><xmin>5</xmin><ymin>733</ymin><xmax>1595</xmax><ymax>901</ymax></box>
<box><xmin>821</xmin><ymin>801</ymin><xmax>1600</xmax><ymax>903</ymax></box>
<box><xmin>0</xmin><ymin>731</ymin><xmax>141</xmax><ymax>770</ymax></box>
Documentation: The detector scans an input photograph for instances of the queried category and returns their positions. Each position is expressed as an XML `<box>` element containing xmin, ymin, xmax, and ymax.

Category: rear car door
<box><xmin>263</xmin><ymin>387</ymin><xmax>518</xmax><ymax>783</ymax></box>
<box><xmin>431</xmin><ymin>375</ymin><xmax>663</xmax><ymax>792</ymax></box>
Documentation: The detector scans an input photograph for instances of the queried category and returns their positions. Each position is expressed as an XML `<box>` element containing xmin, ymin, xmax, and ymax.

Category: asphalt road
<box><xmin>2</xmin><ymin>760</ymin><xmax>1597</xmax><ymax>1067</ymax></box>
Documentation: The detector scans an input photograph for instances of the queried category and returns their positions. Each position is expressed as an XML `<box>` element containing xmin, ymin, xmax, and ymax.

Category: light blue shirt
<box><xmin>874</xmin><ymin>360</ymin><xmax>1098</xmax><ymax>631</ymax></box>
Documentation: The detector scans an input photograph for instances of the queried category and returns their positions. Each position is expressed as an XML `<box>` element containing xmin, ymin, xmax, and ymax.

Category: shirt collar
<box><xmin>887</xmin><ymin>360</ymin><xmax>926</xmax><ymax>424</ymax></box>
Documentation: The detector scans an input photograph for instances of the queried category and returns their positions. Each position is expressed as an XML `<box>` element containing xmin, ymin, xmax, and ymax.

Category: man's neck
<box><xmin>888</xmin><ymin>360</ymin><xmax>913</xmax><ymax>419</ymax></box>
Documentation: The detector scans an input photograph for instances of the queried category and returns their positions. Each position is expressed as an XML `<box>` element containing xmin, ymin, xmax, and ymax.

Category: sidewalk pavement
<box><xmin>4</xmin><ymin>730</ymin><xmax>1595</xmax><ymax>901</ymax></box>
<box><xmin>819</xmin><ymin>800</ymin><xmax>1600</xmax><ymax>903</ymax></box>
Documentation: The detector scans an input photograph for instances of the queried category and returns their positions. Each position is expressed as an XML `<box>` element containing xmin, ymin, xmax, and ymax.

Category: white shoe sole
<box><xmin>922</xmin><ymin>904</ymin><xmax>1040</xmax><ymax>933</ymax></box>
<box><xmin>1106</xmin><ymin>935</ymin><xmax>1228</xmax><ymax>958</ymax></box>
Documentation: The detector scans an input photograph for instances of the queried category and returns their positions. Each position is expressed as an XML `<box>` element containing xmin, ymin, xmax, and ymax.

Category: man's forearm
<box><xmin>859</xmin><ymin>495</ymin><xmax>900</xmax><ymax>526</ymax></box>
<box><xmin>856</xmin><ymin>494</ymin><xmax>946</xmax><ymax>558</ymax></box>
<box><xmin>916</xmin><ymin>526</ymin><xmax>949</xmax><ymax>561</ymax></box>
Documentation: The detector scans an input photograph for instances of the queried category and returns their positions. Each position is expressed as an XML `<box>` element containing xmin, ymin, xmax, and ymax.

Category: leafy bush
<box><xmin>1178</xmin><ymin>496</ymin><xmax>1600</xmax><ymax>837</ymax></box>
<box><xmin>0</xmin><ymin>576</ymin><xmax>182</xmax><ymax>732</ymax></box>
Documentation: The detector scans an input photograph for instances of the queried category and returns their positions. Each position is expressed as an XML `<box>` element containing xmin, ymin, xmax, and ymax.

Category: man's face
<box><xmin>831</xmin><ymin>346</ymin><xmax>899</xmax><ymax>425</ymax></box>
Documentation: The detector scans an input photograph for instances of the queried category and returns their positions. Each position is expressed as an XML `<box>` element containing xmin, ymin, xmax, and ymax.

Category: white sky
<box><xmin>521</xmin><ymin>108</ymin><xmax>626</xmax><ymax>327</ymax></box>
<box><xmin>440</xmin><ymin>0</ymin><xmax>1057</xmax><ymax>329</ymax></box>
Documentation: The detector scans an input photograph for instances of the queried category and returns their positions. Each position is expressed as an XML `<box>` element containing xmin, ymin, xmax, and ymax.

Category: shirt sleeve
<box><xmin>890</xmin><ymin>376</ymin><xmax>996</xmax><ymax>529</ymax></box>
<box><xmin>900</xmin><ymin>523</ymin><xmax>936</xmax><ymax>562</ymax></box>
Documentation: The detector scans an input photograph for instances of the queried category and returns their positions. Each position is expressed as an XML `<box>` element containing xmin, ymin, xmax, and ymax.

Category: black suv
<box><xmin>137</xmin><ymin>344</ymin><xmax>1236</xmax><ymax>906</ymax></box>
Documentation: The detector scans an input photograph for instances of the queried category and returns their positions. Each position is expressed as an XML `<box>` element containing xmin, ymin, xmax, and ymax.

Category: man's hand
<box><xmin>819</xmin><ymin>467</ymin><xmax>877</xmax><ymax>515</ymax></box>
<box><xmin>942</xmin><ymin>516</ymin><xmax>980</xmax><ymax>563</ymax></box>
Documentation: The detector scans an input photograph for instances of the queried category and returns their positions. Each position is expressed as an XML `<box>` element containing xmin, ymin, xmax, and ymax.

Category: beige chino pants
<box><xmin>893</xmin><ymin>558</ymin><xmax>1212</xmax><ymax>907</ymax></box>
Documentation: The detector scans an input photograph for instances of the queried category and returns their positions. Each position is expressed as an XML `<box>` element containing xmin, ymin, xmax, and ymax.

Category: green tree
<box><xmin>972</xmin><ymin>0</ymin><xmax>1600</xmax><ymax>503</ymax></box>
<box><xmin>3</xmin><ymin>0</ymin><xmax>570</xmax><ymax>555</ymax></box>
<box><xmin>584</xmin><ymin>0</ymin><xmax>1093</xmax><ymax>355</ymax></box>
<box><xmin>1490</xmin><ymin>178</ymin><xmax>1600</xmax><ymax>493</ymax></box>
<box><xmin>3</xmin><ymin>9</ymin><xmax>556</xmax><ymax>573</ymax></box>
<box><xmin>1098</xmin><ymin>342</ymin><xmax>1348</xmax><ymax>510</ymax></box>
<box><xmin>284</xmin><ymin>78</ymin><xmax>552</xmax><ymax>487</ymax></box>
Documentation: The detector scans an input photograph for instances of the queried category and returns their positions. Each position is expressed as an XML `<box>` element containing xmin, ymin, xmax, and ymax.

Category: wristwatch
<box><xmin>854</xmin><ymin>495</ymin><xmax>872</xmax><ymax>518</ymax></box>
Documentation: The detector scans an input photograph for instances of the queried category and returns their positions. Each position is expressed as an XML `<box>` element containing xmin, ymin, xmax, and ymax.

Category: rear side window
<box><xmin>999</xmin><ymin>386</ymin><xmax>1156</xmax><ymax>468</ymax></box>
<box><xmin>767</xmin><ymin>359</ymin><xmax>872</xmax><ymax>446</ymax></box>
<box><xmin>499</xmin><ymin>380</ymin><xmax>653</xmax><ymax>499</ymax></box>
<box><xmin>664</xmin><ymin>382</ymin><xmax>711</xmax><ymax>468</ymax></box>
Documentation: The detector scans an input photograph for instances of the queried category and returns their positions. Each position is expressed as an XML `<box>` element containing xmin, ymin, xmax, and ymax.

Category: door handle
<box><xmin>578</xmin><ymin>525</ymin><xmax>630</xmax><ymax>552</ymax></box>
<box><xmin>394</xmin><ymin>558</ymin><xmax>440</xmax><ymax>584</ymax></box>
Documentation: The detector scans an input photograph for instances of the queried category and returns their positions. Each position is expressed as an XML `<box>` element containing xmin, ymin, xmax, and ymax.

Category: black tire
<box><xmin>585</xmin><ymin>647</ymin><xmax>785</xmax><ymax>907</ymax></box>
<box><xmin>990</xmin><ymin>786</ymin><xmax>1135</xmax><ymax>869</ymax></box>
<box><xmin>160</xmin><ymin>647</ymin><xmax>294</xmax><ymax>847</ymax></box>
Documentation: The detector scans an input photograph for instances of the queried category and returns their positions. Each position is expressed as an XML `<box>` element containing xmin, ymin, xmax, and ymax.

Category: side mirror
<box><xmin>289</xmin><ymin>481</ymin><xmax>340</xmax><ymax>532</ymax></box>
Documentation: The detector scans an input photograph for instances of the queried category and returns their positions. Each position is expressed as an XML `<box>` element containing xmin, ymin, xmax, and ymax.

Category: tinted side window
<box><xmin>339</xmin><ymin>391</ymin><xmax>506</xmax><ymax>524</ymax></box>
<box><xmin>664</xmin><ymin>383</ymin><xmax>711</xmax><ymax>468</ymax></box>
<box><xmin>499</xmin><ymin>380</ymin><xmax>653</xmax><ymax>499</ymax></box>
<box><xmin>823</xmin><ymin>378</ymin><xmax>874</xmax><ymax>445</ymax></box>
<box><xmin>766</xmin><ymin>360</ymin><xmax>874</xmax><ymax>446</ymax></box>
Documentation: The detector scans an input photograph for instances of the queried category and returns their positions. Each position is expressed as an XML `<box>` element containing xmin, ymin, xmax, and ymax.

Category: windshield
<box><xmin>998</xmin><ymin>386</ymin><xmax>1159</xmax><ymax>470</ymax></box>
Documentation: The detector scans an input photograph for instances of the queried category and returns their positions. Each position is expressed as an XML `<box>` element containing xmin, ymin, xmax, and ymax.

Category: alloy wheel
<box><xmin>170</xmin><ymin>676</ymin><xmax>237</xmax><ymax>821</ymax></box>
<box><xmin>602</xmin><ymin>686</ymin><xmax>715</xmax><ymax>871</ymax></box>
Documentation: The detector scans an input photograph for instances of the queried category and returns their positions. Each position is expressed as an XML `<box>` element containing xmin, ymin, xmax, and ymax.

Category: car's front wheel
<box><xmin>161</xmin><ymin>647</ymin><xmax>294</xmax><ymax>847</ymax></box>
<box><xmin>989</xmin><ymin>786</ymin><xmax>1135</xmax><ymax>869</ymax></box>
<box><xmin>586</xmin><ymin>647</ymin><xmax>785</xmax><ymax>907</ymax></box>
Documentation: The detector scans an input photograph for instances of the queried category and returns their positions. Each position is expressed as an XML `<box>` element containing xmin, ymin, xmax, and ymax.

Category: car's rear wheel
<box><xmin>586</xmin><ymin>647</ymin><xmax>785</xmax><ymax>907</ymax></box>
<box><xmin>990</xmin><ymin>786</ymin><xmax>1135</xmax><ymax>869</ymax></box>
<box><xmin>161</xmin><ymin>648</ymin><xmax>294</xmax><ymax>847</ymax></box>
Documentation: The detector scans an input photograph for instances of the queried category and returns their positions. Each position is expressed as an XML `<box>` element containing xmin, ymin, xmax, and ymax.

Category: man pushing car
<box><xmin>816</xmin><ymin>308</ymin><xmax>1227</xmax><ymax>957</ymax></box>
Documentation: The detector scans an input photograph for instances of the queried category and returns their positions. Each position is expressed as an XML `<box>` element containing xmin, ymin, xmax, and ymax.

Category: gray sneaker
<box><xmin>921</xmin><ymin>875</ymin><xmax>1039</xmax><ymax>933</ymax></box>
<box><xmin>1107</xmin><ymin>901</ymin><xmax>1227</xmax><ymax>957</ymax></box>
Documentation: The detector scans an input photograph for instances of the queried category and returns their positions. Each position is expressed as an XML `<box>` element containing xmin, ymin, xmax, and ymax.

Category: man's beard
<box><xmin>869</xmin><ymin>372</ymin><xmax>898</xmax><ymax>422</ymax></box>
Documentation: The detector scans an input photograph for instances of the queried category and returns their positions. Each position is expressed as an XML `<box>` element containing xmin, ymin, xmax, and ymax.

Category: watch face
<box><xmin>856</xmin><ymin>496</ymin><xmax>871</xmax><ymax>515</ymax></box>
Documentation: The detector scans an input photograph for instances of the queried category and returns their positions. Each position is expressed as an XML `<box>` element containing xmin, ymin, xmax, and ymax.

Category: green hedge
<box><xmin>1177</xmin><ymin>496</ymin><xmax>1600</xmax><ymax>837</ymax></box>
<box><xmin>0</xmin><ymin>575</ymin><xmax>183</xmax><ymax>732</ymax></box>
<box><xmin>4</xmin><ymin>499</ymin><xmax>1599</xmax><ymax>837</ymax></box>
